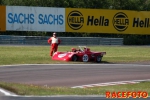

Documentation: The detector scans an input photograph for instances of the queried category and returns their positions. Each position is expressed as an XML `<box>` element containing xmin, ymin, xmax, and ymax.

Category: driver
<box><xmin>48</xmin><ymin>32</ymin><xmax>61</xmax><ymax>56</ymax></box>
<box><xmin>72</xmin><ymin>48</ymin><xmax>77</xmax><ymax>52</ymax></box>
<box><xmin>72</xmin><ymin>48</ymin><xmax>81</xmax><ymax>52</ymax></box>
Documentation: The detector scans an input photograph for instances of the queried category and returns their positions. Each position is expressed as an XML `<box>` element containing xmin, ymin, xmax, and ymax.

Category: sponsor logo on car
<box><xmin>58</xmin><ymin>53</ymin><xmax>67</xmax><ymax>58</ymax></box>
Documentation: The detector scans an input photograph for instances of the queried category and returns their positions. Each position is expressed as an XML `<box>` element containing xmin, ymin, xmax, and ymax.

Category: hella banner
<box><xmin>6</xmin><ymin>6</ymin><xmax>65</xmax><ymax>32</ymax></box>
<box><xmin>66</xmin><ymin>8</ymin><xmax>150</xmax><ymax>34</ymax></box>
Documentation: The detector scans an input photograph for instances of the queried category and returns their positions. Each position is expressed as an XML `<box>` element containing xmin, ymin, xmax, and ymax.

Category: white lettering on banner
<box><xmin>6</xmin><ymin>6</ymin><xmax>65</xmax><ymax>32</ymax></box>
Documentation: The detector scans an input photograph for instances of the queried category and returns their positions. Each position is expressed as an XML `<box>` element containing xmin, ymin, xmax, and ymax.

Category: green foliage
<box><xmin>2</xmin><ymin>0</ymin><xmax>150</xmax><ymax>10</ymax></box>
<box><xmin>124</xmin><ymin>35</ymin><xmax>150</xmax><ymax>45</ymax></box>
<box><xmin>110</xmin><ymin>0</ymin><xmax>150</xmax><ymax>10</ymax></box>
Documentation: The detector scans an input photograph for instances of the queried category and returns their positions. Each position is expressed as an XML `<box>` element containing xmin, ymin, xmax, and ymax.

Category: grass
<box><xmin>0</xmin><ymin>81</ymin><xmax>149</xmax><ymax>96</ymax></box>
<box><xmin>0</xmin><ymin>45</ymin><xmax>150</xmax><ymax>96</ymax></box>
<box><xmin>0</xmin><ymin>46</ymin><xmax>150</xmax><ymax>65</ymax></box>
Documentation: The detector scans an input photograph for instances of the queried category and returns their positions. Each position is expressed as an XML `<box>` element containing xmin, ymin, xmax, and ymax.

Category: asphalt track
<box><xmin>0</xmin><ymin>64</ymin><xmax>150</xmax><ymax>100</ymax></box>
<box><xmin>0</xmin><ymin>64</ymin><xmax>150</xmax><ymax>87</ymax></box>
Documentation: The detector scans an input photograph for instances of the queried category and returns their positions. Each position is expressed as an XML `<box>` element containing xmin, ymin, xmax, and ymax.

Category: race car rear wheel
<box><xmin>72</xmin><ymin>55</ymin><xmax>78</xmax><ymax>61</ymax></box>
<box><xmin>96</xmin><ymin>55</ymin><xmax>102</xmax><ymax>63</ymax></box>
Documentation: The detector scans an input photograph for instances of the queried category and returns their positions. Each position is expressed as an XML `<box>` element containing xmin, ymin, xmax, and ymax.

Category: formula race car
<box><xmin>52</xmin><ymin>46</ymin><xmax>106</xmax><ymax>63</ymax></box>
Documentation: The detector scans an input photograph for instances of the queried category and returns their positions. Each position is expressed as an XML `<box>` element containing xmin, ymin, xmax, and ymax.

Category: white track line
<box><xmin>71</xmin><ymin>79</ymin><xmax>150</xmax><ymax>88</ymax></box>
<box><xmin>0</xmin><ymin>88</ymin><xmax>11</xmax><ymax>96</ymax></box>
<box><xmin>0</xmin><ymin>88</ymin><xmax>17</xmax><ymax>96</ymax></box>
<box><xmin>0</xmin><ymin>63</ymin><xmax>150</xmax><ymax>67</ymax></box>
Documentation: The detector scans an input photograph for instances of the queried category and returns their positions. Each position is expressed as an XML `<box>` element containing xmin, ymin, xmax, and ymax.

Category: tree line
<box><xmin>1</xmin><ymin>0</ymin><xmax>150</xmax><ymax>10</ymax></box>
<box><xmin>0</xmin><ymin>0</ymin><xmax>150</xmax><ymax>45</ymax></box>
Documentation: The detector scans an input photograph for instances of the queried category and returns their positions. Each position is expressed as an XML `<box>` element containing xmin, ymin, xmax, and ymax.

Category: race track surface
<box><xmin>0</xmin><ymin>64</ymin><xmax>150</xmax><ymax>87</ymax></box>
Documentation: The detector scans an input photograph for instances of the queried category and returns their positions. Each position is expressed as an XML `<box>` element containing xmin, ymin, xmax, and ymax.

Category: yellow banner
<box><xmin>0</xmin><ymin>6</ymin><xmax>6</xmax><ymax>31</ymax></box>
<box><xmin>66</xmin><ymin>8</ymin><xmax>150</xmax><ymax>34</ymax></box>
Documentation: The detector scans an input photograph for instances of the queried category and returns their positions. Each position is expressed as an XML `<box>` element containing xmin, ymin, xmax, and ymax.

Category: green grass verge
<box><xmin>0</xmin><ymin>46</ymin><xmax>150</xmax><ymax>95</ymax></box>
<box><xmin>0</xmin><ymin>46</ymin><xmax>150</xmax><ymax>65</ymax></box>
<box><xmin>0</xmin><ymin>82</ymin><xmax>149</xmax><ymax>95</ymax></box>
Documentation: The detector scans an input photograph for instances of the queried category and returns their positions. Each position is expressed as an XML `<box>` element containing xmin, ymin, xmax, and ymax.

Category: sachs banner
<box><xmin>6</xmin><ymin>6</ymin><xmax>65</xmax><ymax>32</ymax></box>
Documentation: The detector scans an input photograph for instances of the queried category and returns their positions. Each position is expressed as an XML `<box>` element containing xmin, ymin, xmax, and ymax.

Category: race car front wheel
<box><xmin>96</xmin><ymin>55</ymin><xmax>102</xmax><ymax>63</ymax></box>
<box><xmin>72</xmin><ymin>55</ymin><xmax>78</xmax><ymax>61</ymax></box>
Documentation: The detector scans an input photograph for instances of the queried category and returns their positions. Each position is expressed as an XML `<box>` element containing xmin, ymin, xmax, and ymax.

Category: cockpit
<box><xmin>71</xmin><ymin>46</ymin><xmax>90</xmax><ymax>52</ymax></box>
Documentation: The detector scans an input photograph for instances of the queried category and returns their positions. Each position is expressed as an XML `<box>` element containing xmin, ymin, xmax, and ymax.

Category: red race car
<box><xmin>52</xmin><ymin>46</ymin><xmax>106</xmax><ymax>63</ymax></box>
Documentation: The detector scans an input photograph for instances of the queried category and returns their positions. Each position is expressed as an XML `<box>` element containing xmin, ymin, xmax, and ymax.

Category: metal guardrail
<box><xmin>0</xmin><ymin>35</ymin><xmax>123</xmax><ymax>45</ymax></box>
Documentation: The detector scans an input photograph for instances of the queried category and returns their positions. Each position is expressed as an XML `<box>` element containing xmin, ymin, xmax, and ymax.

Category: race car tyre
<box><xmin>82</xmin><ymin>54</ymin><xmax>89</xmax><ymax>62</ymax></box>
<box><xmin>72</xmin><ymin>55</ymin><xmax>78</xmax><ymax>61</ymax></box>
<box><xmin>96</xmin><ymin>55</ymin><xmax>102</xmax><ymax>63</ymax></box>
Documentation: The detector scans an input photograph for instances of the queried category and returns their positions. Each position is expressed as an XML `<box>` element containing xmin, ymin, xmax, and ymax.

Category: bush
<box><xmin>124</xmin><ymin>35</ymin><xmax>150</xmax><ymax>45</ymax></box>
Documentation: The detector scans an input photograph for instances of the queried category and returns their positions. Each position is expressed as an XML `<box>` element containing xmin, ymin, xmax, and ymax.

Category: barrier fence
<box><xmin>0</xmin><ymin>35</ymin><xmax>123</xmax><ymax>45</ymax></box>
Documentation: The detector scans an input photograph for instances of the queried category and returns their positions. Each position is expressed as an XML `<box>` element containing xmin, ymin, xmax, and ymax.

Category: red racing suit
<box><xmin>48</xmin><ymin>37</ymin><xmax>61</xmax><ymax>56</ymax></box>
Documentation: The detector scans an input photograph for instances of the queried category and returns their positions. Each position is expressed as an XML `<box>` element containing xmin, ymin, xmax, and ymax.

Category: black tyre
<box><xmin>72</xmin><ymin>55</ymin><xmax>78</xmax><ymax>61</ymax></box>
<box><xmin>96</xmin><ymin>55</ymin><xmax>102</xmax><ymax>63</ymax></box>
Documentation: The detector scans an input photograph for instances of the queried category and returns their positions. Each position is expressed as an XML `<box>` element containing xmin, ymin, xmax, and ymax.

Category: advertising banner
<box><xmin>66</xmin><ymin>8</ymin><xmax>150</xmax><ymax>34</ymax></box>
<box><xmin>0</xmin><ymin>6</ymin><xmax>6</xmax><ymax>31</ymax></box>
<box><xmin>6</xmin><ymin>6</ymin><xmax>65</xmax><ymax>32</ymax></box>
<box><xmin>1</xmin><ymin>6</ymin><xmax>150</xmax><ymax>34</ymax></box>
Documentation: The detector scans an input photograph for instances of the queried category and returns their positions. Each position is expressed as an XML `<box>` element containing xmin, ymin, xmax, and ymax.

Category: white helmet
<box><xmin>53</xmin><ymin>32</ymin><xmax>56</xmax><ymax>35</ymax></box>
